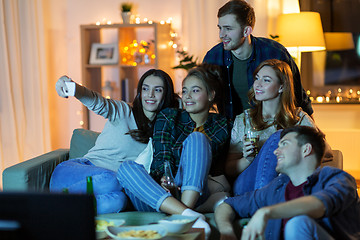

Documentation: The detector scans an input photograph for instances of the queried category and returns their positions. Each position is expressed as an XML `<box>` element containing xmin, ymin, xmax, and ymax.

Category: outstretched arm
<box><xmin>55</xmin><ymin>75</ymin><xmax>128</xmax><ymax>121</ymax></box>
<box><xmin>215</xmin><ymin>203</ymin><xmax>237</xmax><ymax>240</ymax></box>
<box><xmin>241</xmin><ymin>195</ymin><xmax>325</xmax><ymax>240</ymax></box>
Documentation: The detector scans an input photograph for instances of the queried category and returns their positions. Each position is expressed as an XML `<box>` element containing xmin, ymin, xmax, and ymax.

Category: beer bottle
<box><xmin>86</xmin><ymin>176</ymin><xmax>97</xmax><ymax>215</ymax></box>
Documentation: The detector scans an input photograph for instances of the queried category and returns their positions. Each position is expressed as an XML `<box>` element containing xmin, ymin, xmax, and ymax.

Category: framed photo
<box><xmin>89</xmin><ymin>43</ymin><xmax>118</xmax><ymax>65</ymax></box>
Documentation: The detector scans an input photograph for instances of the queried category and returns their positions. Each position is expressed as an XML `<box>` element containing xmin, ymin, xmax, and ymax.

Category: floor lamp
<box><xmin>276</xmin><ymin>12</ymin><xmax>326</xmax><ymax>70</ymax></box>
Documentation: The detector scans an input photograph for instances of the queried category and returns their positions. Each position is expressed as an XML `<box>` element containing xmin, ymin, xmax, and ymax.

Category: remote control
<box><xmin>64</xmin><ymin>82</ymin><xmax>76</xmax><ymax>97</ymax></box>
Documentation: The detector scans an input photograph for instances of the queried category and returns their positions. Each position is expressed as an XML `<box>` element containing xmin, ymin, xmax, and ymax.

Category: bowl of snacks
<box><xmin>105</xmin><ymin>224</ymin><xmax>167</xmax><ymax>240</ymax></box>
<box><xmin>158</xmin><ymin>215</ymin><xmax>198</xmax><ymax>234</ymax></box>
<box><xmin>95</xmin><ymin>217</ymin><xmax>125</xmax><ymax>239</ymax></box>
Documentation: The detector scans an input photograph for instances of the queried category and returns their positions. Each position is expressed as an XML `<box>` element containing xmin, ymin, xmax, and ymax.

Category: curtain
<box><xmin>0</xmin><ymin>0</ymin><xmax>50</xmax><ymax>188</ymax></box>
<box><xmin>181</xmin><ymin>0</ymin><xmax>228</xmax><ymax>61</ymax></box>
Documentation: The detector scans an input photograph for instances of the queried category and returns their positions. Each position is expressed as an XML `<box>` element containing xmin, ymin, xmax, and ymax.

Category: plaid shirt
<box><xmin>150</xmin><ymin>108</ymin><xmax>231</xmax><ymax>182</ymax></box>
<box><xmin>203</xmin><ymin>35</ymin><xmax>313</xmax><ymax>120</ymax></box>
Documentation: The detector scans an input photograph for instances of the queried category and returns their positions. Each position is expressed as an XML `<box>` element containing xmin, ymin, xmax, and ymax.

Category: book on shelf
<box><xmin>121</xmin><ymin>78</ymin><xmax>129</xmax><ymax>102</ymax></box>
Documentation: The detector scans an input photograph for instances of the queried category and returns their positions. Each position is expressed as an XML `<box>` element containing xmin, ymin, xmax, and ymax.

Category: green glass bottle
<box><xmin>86</xmin><ymin>176</ymin><xmax>97</xmax><ymax>215</ymax></box>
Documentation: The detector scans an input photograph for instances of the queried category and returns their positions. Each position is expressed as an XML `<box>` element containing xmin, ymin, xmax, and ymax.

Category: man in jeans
<box><xmin>215</xmin><ymin>126</ymin><xmax>360</xmax><ymax>240</ymax></box>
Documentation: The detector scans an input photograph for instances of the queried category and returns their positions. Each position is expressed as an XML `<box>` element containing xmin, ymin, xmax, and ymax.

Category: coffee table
<box><xmin>97</xmin><ymin>212</ymin><xmax>205</xmax><ymax>240</ymax></box>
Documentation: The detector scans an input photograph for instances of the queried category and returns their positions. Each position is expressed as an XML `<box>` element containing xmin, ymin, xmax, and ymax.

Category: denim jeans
<box><xmin>284</xmin><ymin>215</ymin><xmax>334</xmax><ymax>240</ymax></box>
<box><xmin>50</xmin><ymin>158</ymin><xmax>127</xmax><ymax>214</ymax></box>
<box><xmin>233</xmin><ymin>130</ymin><xmax>282</xmax><ymax>195</ymax></box>
<box><xmin>117</xmin><ymin>132</ymin><xmax>212</xmax><ymax>212</ymax></box>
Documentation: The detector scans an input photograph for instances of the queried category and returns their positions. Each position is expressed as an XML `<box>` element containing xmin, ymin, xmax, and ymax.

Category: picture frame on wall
<box><xmin>89</xmin><ymin>43</ymin><xmax>118</xmax><ymax>65</ymax></box>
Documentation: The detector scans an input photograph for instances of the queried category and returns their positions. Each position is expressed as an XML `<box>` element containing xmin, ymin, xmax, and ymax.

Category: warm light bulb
<box><xmin>160</xmin><ymin>20</ymin><xmax>165</xmax><ymax>24</ymax></box>
<box><xmin>107</xmin><ymin>20</ymin><xmax>112</xmax><ymax>25</ymax></box>
<box><xmin>316</xmin><ymin>96</ymin><xmax>324</xmax><ymax>103</ymax></box>
<box><xmin>306</xmin><ymin>90</ymin><xmax>311</xmax><ymax>95</ymax></box>
<box><xmin>96</xmin><ymin>21</ymin><xmax>101</xmax><ymax>25</ymax></box>
<box><xmin>172</xmin><ymin>44</ymin><xmax>177</xmax><ymax>49</ymax></box>
<box><xmin>326</xmin><ymin>96</ymin><xmax>330</xmax><ymax>102</ymax></box>
<box><xmin>338</xmin><ymin>88</ymin><xmax>342</xmax><ymax>93</ymax></box>
<box><xmin>80</xmin><ymin>121</ymin><xmax>84</xmax><ymax>126</ymax></box>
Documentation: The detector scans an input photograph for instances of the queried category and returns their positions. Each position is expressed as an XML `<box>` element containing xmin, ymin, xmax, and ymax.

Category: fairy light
<box><xmin>316</xmin><ymin>96</ymin><xmax>324</xmax><ymax>103</ymax></box>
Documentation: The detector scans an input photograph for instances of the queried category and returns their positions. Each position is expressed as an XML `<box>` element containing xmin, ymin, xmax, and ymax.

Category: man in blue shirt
<box><xmin>215</xmin><ymin>126</ymin><xmax>360</xmax><ymax>240</ymax></box>
<box><xmin>203</xmin><ymin>0</ymin><xmax>312</xmax><ymax>120</ymax></box>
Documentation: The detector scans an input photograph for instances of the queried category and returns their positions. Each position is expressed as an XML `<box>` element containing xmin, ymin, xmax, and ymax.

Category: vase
<box><xmin>121</xmin><ymin>12</ymin><xmax>131</xmax><ymax>24</ymax></box>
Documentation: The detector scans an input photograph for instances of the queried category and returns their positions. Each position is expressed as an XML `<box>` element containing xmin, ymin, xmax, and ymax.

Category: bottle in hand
<box><xmin>244</xmin><ymin>109</ymin><xmax>259</xmax><ymax>157</ymax></box>
<box><xmin>163</xmin><ymin>161</ymin><xmax>180</xmax><ymax>200</ymax></box>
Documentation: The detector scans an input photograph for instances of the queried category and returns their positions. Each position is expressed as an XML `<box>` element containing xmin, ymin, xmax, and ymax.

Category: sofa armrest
<box><xmin>321</xmin><ymin>149</ymin><xmax>343</xmax><ymax>169</ymax></box>
<box><xmin>2</xmin><ymin>149</ymin><xmax>69</xmax><ymax>192</ymax></box>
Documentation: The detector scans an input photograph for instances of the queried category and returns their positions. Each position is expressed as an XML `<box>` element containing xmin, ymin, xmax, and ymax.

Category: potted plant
<box><xmin>120</xmin><ymin>2</ymin><xmax>133</xmax><ymax>24</ymax></box>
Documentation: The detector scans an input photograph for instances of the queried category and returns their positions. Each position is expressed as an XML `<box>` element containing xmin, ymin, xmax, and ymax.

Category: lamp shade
<box><xmin>277</xmin><ymin>12</ymin><xmax>326</xmax><ymax>52</ymax></box>
<box><xmin>324</xmin><ymin>32</ymin><xmax>355</xmax><ymax>51</ymax></box>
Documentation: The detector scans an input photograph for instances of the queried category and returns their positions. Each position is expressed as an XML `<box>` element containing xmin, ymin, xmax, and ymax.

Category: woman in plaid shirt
<box><xmin>118</xmin><ymin>64</ymin><xmax>231</xmax><ymax>236</ymax></box>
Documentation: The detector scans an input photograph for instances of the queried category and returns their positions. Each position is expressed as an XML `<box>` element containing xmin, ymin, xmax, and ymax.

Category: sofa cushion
<box><xmin>69</xmin><ymin>128</ymin><xmax>100</xmax><ymax>159</ymax></box>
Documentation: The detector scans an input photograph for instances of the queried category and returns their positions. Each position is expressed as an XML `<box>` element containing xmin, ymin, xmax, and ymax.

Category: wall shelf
<box><xmin>80</xmin><ymin>23</ymin><xmax>174</xmax><ymax>129</ymax></box>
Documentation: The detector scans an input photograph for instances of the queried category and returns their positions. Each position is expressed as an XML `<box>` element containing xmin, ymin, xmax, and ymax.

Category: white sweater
<box><xmin>76</xmin><ymin>85</ymin><xmax>147</xmax><ymax>172</ymax></box>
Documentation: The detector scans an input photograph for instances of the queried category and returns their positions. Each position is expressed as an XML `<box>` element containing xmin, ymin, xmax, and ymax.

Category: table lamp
<box><xmin>324</xmin><ymin>32</ymin><xmax>355</xmax><ymax>51</ymax></box>
<box><xmin>277</xmin><ymin>12</ymin><xmax>326</xmax><ymax>69</ymax></box>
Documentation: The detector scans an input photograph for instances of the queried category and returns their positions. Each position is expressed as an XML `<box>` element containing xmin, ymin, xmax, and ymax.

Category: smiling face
<box><xmin>141</xmin><ymin>75</ymin><xmax>165</xmax><ymax>120</ymax></box>
<box><xmin>253</xmin><ymin>66</ymin><xmax>283</xmax><ymax>102</ymax></box>
<box><xmin>182</xmin><ymin>76</ymin><xmax>212</xmax><ymax>116</ymax></box>
<box><xmin>218</xmin><ymin>14</ymin><xmax>245</xmax><ymax>51</ymax></box>
<box><xmin>274</xmin><ymin>132</ymin><xmax>303</xmax><ymax>174</ymax></box>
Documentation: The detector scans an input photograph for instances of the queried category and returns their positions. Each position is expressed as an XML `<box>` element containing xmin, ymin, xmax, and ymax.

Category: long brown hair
<box><xmin>247</xmin><ymin>59</ymin><xmax>299</xmax><ymax>130</ymax></box>
<box><xmin>128</xmin><ymin>69</ymin><xmax>179</xmax><ymax>143</ymax></box>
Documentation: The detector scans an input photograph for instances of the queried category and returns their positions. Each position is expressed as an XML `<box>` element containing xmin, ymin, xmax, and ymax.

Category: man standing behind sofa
<box><xmin>203</xmin><ymin>0</ymin><xmax>313</xmax><ymax>120</ymax></box>
<box><xmin>215</xmin><ymin>126</ymin><xmax>360</xmax><ymax>240</ymax></box>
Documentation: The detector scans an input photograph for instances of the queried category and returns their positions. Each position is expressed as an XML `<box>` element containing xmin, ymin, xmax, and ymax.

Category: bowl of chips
<box><xmin>158</xmin><ymin>215</ymin><xmax>198</xmax><ymax>234</ymax></box>
<box><xmin>95</xmin><ymin>217</ymin><xmax>125</xmax><ymax>239</ymax></box>
<box><xmin>105</xmin><ymin>224</ymin><xmax>167</xmax><ymax>240</ymax></box>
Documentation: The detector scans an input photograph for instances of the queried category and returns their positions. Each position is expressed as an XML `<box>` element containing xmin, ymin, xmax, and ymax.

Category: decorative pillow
<box><xmin>134</xmin><ymin>138</ymin><xmax>153</xmax><ymax>173</ymax></box>
<box><xmin>69</xmin><ymin>129</ymin><xmax>100</xmax><ymax>159</ymax></box>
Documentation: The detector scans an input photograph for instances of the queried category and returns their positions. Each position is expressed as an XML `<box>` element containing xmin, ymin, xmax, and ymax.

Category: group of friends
<box><xmin>51</xmin><ymin>1</ymin><xmax>360</xmax><ymax>239</ymax></box>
